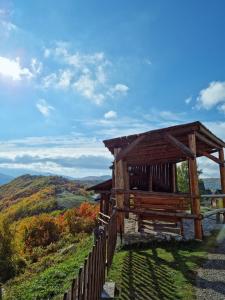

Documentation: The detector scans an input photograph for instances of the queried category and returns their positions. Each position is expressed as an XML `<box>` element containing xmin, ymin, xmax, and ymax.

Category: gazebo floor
<box><xmin>123</xmin><ymin>213</ymin><xmax>223</xmax><ymax>245</ymax></box>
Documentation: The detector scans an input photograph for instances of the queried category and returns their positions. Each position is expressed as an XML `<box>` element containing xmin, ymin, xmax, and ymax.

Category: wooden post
<box><xmin>123</xmin><ymin>160</ymin><xmax>130</xmax><ymax>218</ymax></box>
<box><xmin>188</xmin><ymin>133</ymin><xmax>202</xmax><ymax>240</ymax></box>
<box><xmin>114</xmin><ymin>148</ymin><xmax>126</xmax><ymax>233</ymax></box>
<box><xmin>219</xmin><ymin>148</ymin><xmax>225</xmax><ymax>222</ymax></box>
<box><xmin>100</xmin><ymin>193</ymin><xmax>104</xmax><ymax>213</ymax></box>
<box><xmin>171</xmin><ymin>163</ymin><xmax>177</xmax><ymax>193</ymax></box>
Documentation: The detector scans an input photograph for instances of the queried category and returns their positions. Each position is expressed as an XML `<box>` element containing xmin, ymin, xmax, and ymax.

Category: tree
<box><xmin>177</xmin><ymin>161</ymin><xmax>205</xmax><ymax>193</ymax></box>
<box><xmin>0</xmin><ymin>218</ymin><xmax>15</xmax><ymax>284</ymax></box>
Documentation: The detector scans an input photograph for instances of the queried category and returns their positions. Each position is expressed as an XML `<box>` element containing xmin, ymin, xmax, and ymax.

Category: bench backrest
<box><xmin>131</xmin><ymin>193</ymin><xmax>189</xmax><ymax>211</ymax></box>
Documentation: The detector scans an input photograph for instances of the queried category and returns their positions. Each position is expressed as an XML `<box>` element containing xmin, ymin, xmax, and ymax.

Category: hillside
<box><xmin>0</xmin><ymin>174</ymin><xmax>99</xmax><ymax>299</ymax></box>
<box><xmin>0</xmin><ymin>174</ymin><xmax>93</xmax><ymax>216</ymax></box>
<box><xmin>202</xmin><ymin>178</ymin><xmax>221</xmax><ymax>191</ymax></box>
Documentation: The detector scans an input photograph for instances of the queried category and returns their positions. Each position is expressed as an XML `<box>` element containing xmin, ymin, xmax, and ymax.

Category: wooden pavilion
<box><xmin>89</xmin><ymin>121</ymin><xmax>225</xmax><ymax>240</ymax></box>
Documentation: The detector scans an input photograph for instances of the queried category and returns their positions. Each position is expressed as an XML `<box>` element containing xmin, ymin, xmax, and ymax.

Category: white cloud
<box><xmin>0</xmin><ymin>56</ymin><xmax>33</xmax><ymax>81</ymax></box>
<box><xmin>36</xmin><ymin>99</ymin><xmax>55</xmax><ymax>117</ymax></box>
<box><xmin>31</xmin><ymin>58</ymin><xmax>42</xmax><ymax>75</ymax></box>
<box><xmin>185</xmin><ymin>96</ymin><xmax>192</xmax><ymax>104</ymax></box>
<box><xmin>73</xmin><ymin>73</ymin><xmax>105</xmax><ymax>105</ymax></box>
<box><xmin>197</xmin><ymin>81</ymin><xmax>225</xmax><ymax>109</ymax></box>
<box><xmin>104</xmin><ymin>110</ymin><xmax>117</xmax><ymax>119</ymax></box>
<box><xmin>144</xmin><ymin>109</ymin><xmax>186</xmax><ymax>123</ymax></box>
<box><xmin>108</xmin><ymin>84</ymin><xmax>129</xmax><ymax>98</ymax></box>
<box><xmin>57</xmin><ymin>69</ymin><xmax>74</xmax><ymax>89</ymax></box>
<box><xmin>42</xmin><ymin>42</ymin><xmax>128</xmax><ymax>104</ymax></box>
<box><xmin>219</xmin><ymin>103</ymin><xmax>225</xmax><ymax>114</ymax></box>
<box><xmin>42</xmin><ymin>73</ymin><xmax>58</xmax><ymax>88</ymax></box>
<box><xmin>44</xmin><ymin>48</ymin><xmax>51</xmax><ymax>58</ymax></box>
<box><xmin>0</xmin><ymin>20</ymin><xmax>17</xmax><ymax>32</ymax></box>
<box><xmin>0</xmin><ymin>134</ymin><xmax>112</xmax><ymax>177</ymax></box>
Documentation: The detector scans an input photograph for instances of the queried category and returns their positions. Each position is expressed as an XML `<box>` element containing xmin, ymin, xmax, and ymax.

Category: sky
<box><xmin>0</xmin><ymin>0</ymin><xmax>225</xmax><ymax>178</ymax></box>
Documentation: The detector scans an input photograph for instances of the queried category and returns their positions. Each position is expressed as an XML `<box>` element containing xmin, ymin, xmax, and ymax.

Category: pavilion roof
<box><xmin>103</xmin><ymin>121</ymin><xmax>225</xmax><ymax>165</ymax></box>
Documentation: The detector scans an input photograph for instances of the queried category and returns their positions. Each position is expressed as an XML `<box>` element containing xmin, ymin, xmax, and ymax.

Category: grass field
<box><xmin>3</xmin><ymin>236</ymin><xmax>93</xmax><ymax>300</ymax></box>
<box><xmin>108</xmin><ymin>234</ymin><xmax>218</xmax><ymax>300</ymax></box>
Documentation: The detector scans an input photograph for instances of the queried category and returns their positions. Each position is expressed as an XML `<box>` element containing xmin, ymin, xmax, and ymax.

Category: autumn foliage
<box><xmin>64</xmin><ymin>202</ymin><xmax>99</xmax><ymax>234</ymax></box>
<box><xmin>15</xmin><ymin>202</ymin><xmax>99</xmax><ymax>254</ymax></box>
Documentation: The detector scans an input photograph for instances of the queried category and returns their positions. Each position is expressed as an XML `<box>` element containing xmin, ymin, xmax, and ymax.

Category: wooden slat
<box><xmin>219</xmin><ymin>149</ymin><xmax>225</xmax><ymax>219</ymax></box>
<box><xmin>62</xmin><ymin>211</ymin><xmax>118</xmax><ymax>300</ymax></box>
<box><xmin>117</xmin><ymin>207</ymin><xmax>199</xmax><ymax>219</ymax></box>
<box><xmin>165</xmin><ymin>133</ymin><xmax>195</xmax><ymax>158</ymax></box>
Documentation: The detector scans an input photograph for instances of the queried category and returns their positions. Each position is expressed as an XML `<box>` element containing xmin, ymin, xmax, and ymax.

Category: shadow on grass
<box><xmin>113</xmin><ymin>239</ymin><xmax>219</xmax><ymax>300</ymax></box>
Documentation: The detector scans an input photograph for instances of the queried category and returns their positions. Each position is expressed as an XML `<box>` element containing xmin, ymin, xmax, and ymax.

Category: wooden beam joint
<box><xmin>115</xmin><ymin>135</ymin><xmax>146</xmax><ymax>162</ymax></box>
<box><xmin>165</xmin><ymin>133</ymin><xmax>195</xmax><ymax>158</ymax></box>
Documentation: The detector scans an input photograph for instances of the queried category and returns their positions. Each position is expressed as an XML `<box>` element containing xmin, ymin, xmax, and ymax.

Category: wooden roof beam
<box><xmin>115</xmin><ymin>134</ymin><xmax>146</xmax><ymax>162</ymax></box>
<box><xmin>201</xmin><ymin>151</ymin><xmax>225</xmax><ymax>166</ymax></box>
<box><xmin>199</xmin><ymin>125</ymin><xmax>225</xmax><ymax>148</ymax></box>
<box><xmin>195</xmin><ymin>131</ymin><xmax>221</xmax><ymax>150</ymax></box>
<box><xmin>165</xmin><ymin>133</ymin><xmax>195</xmax><ymax>158</ymax></box>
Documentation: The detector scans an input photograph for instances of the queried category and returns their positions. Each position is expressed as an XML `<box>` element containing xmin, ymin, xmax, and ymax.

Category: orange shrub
<box><xmin>64</xmin><ymin>202</ymin><xmax>99</xmax><ymax>234</ymax></box>
<box><xmin>17</xmin><ymin>214</ymin><xmax>61</xmax><ymax>252</ymax></box>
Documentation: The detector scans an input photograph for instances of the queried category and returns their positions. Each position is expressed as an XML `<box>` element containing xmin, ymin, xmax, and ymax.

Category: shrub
<box><xmin>16</xmin><ymin>215</ymin><xmax>61</xmax><ymax>253</ymax></box>
<box><xmin>64</xmin><ymin>202</ymin><xmax>99</xmax><ymax>235</ymax></box>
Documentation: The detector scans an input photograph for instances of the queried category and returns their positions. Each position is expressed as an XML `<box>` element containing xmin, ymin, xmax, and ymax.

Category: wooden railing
<box><xmin>63</xmin><ymin>211</ymin><xmax>117</xmax><ymax>300</ymax></box>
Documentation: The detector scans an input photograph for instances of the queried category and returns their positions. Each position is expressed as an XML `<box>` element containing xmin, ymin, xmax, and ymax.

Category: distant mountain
<box><xmin>0</xmin><ymin>173</ymin><xmax>14</xmax><ymax>185</ymax></box>
<box><xmin>202</xmin><ymin>178</ymin><xmax>221</xmax><ymax>191</ymax></box>
<box><xmin>77</xmin><ymin>175</ymin><xmax>111</xmax><ymax>182</ymax></box>
<box><xmin>0</xmin><ymin>174</ymin><xmax>92</xmax><ymax>216</ymax></box>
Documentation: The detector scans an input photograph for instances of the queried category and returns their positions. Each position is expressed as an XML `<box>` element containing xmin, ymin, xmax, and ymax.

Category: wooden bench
<box><xmin>131</xmin><ymin>192</ymin><xmax>190</xmax><ymax>211</ymax></box>
<box><xmin>129</xmin><ymin>191</ymin><xmax>190</xmax><ymax>236</ymax></box>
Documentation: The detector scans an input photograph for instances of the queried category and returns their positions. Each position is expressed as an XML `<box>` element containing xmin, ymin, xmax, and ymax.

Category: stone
<box><xmin>101</xmin><ymin>281</ymin><xmax>116</xmax><ymax>299</ymax></box>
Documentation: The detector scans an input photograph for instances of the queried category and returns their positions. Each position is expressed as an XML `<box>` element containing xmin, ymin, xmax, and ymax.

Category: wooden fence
<box><xmin>63</xmin><ymin>211</ymin><xmax>117</xmax><ymax>300</ymax></box>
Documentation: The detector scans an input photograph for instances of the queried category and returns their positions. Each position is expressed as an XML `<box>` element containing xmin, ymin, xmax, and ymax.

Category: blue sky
<box><xmin>0</xmin><ymin>0</ymin><xmax>225</xmax><ymax>178</ymax></box>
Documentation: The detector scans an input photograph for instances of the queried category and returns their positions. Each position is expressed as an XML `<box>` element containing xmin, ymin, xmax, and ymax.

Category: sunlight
<box><xmin>0</xmin><ymin>56</ymin><xmax>32</xmax><ymax>81</ymax></box>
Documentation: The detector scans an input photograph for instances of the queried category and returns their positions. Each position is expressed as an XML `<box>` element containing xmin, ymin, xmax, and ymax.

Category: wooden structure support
<box><xmin>188</xmin><ymin>133</ymin><xmax>202</xmax><ymax>240</ymax></box>
<box><xmin>165</xmin><ymin>133</ymin><xmax>195</xmax><ymax>158</ymax></box>
<box><xmin>219</xmin><ymin>148</ymin><xmax>225</xmax><ymax>220</ymax></box>
<box><xmin>88</xmin><ymin>121</ymin><xmax>225</xmax><ymax>241</ymax></box>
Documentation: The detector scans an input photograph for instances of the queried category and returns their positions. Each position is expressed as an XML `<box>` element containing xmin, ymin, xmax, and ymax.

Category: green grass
<box><xmin>4</xmin><ymin>236</ymin><xmax>93</xmax><ymax>300</ymax></box>
<box><xmin>108</xmin><ymin>234</ymin><xmax>218</xmax><ymax>300</ymax></box>
<box><xmin>56</xmin><ymin>193</ymin><xmax>93</xmax><ymax>209</ymax></box>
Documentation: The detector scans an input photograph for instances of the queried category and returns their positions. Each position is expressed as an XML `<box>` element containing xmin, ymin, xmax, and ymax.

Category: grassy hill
<box><xmin>0</xmin><ymin>174</ymin><xmax>99</xmax><ymax>299</ymax></box>
<box><xmin>0</xmin><ymin>174</ymin><xmax>94</xmax><ymax>219</ymax></box>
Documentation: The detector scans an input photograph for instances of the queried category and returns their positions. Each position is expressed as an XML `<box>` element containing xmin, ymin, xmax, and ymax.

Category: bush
<box><xmin>0</xmin><ymin>218</ymin><xmax>15</xmax><ymax>283</ymax></box>
<box><xmin>64</xmin><ymin>202</ymin><xmax>99</xmax><ymax>235</ymax></box>
<box><xmin>16</xmin><ymin>215</ymin><xmax>61</xmax><ymax>253</ymax></box>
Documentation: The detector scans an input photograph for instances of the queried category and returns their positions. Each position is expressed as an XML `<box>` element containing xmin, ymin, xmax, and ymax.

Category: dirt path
<box><xmin>196</xmin><ymin>231</ymin><xmax>225</xmax><ymax>300</ymax></box>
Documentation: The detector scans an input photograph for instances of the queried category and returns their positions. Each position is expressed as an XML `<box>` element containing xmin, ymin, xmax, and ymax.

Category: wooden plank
<box><xmin>201</xmin><ymin>151</ymin><xmax>224</xmax><ymax>165</ymax></box>
<box><xmin>203</xmin><ymin>208</ymin><xmax>225</xmax><ymax>218</ymax></box>
<box><xmin>219</xmin><ymin>149</ymin><xmax>225</xmax><ymax>222</ymax></box>
<box><xmin>195</xmin><ymin>131</ymin><xmax>220</xmax><ymax>149</ymax></box>
<box><xmin>83</xmin><ymin>259</ymin><xmax>88</xmax><ymax>300</ymax></box>
<box><xmin>99</xmin><ymin>212</ymin><xmax>110</xmax><ymax>219</ymax></box>
<box><xmin>115</xmin><ymin>135</ymin><xmax>146</xmax><ymax>162</ymax></box>
<box><xmin>71</xmin><ymin>278</ymin><xmax>77</xmax><ymax>300</ymax></box>
<box><xmin>77</xmin><ymin>268</ymin><xmax>83</xmax><ymax>300</ymax></box>
<box><xmin>165</xmin><ymin>133</ymin><xmax>195</xmax><ymax>158</ymax></box>
<box><xmin>172</xmin><ymin>163</ymin><xmax>177</xmax><ymax>193</ymax></box>
<box><xmin>188</xmin><ymin>133</ymin><xmax>202</xmax><ymax>240</ymax></box>
<box><xmin>116</xmin><ymin>207</ymin><xmax>199</xmax><ymax>219</ymax></box>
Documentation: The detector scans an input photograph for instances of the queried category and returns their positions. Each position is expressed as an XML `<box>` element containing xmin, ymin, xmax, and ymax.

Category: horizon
<box><xmin>0</xmin><ymin>1</ymin><xmax>225</xmax><ymax>178</ymax></box>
